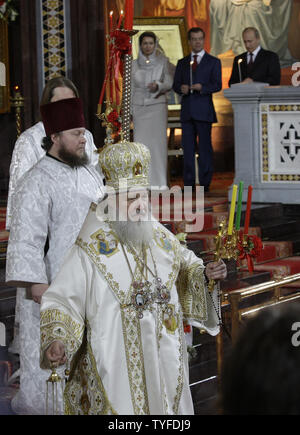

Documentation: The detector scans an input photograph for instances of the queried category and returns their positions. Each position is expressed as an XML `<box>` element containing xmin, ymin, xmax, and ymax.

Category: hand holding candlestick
<box><xmin>205</xmin><ymin>259</ymin><xmax>227</xmax><ymax>283</ymax></box>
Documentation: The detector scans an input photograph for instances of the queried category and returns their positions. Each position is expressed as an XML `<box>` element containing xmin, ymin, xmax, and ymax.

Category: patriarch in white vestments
<box><xmin>40</xmin><ymin>139</ymin><xmax>227</xmax><ymax>415</ymax></box>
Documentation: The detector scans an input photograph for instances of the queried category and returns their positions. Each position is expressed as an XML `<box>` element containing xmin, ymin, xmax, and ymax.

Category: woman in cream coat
<box><xmin>132</xmin><ymin>32</ymin><xmax>174</xmax><ymax>188</ymax></box>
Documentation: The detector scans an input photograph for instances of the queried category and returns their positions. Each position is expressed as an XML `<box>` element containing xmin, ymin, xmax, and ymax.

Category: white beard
<box><xmin>110</xmin><ymin>219</ymin><xmax>154</xmax><ymax>248</ymax></box>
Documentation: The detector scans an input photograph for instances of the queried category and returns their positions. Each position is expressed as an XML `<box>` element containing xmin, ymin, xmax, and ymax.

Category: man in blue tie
<box><xmin>173</xmin><ymin>27</ymin><xmax>222</xmax><ymax>192</ymax></box>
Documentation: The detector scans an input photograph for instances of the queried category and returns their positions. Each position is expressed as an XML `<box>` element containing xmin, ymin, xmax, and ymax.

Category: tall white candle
<box><xmin>190</xmin><ymin>61</ymin><xmax>193</xmax><ymax>94</ymax></box>
<box><xmin>238</xmin><ymin>58</ymin><xmax>243</xmax><ymax>83</ymax></box>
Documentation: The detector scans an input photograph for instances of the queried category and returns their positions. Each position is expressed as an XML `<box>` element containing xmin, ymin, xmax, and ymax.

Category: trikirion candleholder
<box><xmin>207</xmin><ymin>219</ymin><xmax>240</xmax><ymax>292</ymax></box>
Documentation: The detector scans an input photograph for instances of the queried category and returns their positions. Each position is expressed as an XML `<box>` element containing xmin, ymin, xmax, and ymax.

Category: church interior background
<box><xmin>1</xmin><ymin>0</ymin><xmax>300</xmax><ymax>415</ymax></box>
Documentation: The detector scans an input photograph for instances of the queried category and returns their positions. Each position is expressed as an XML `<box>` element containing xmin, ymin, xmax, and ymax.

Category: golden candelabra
<box><xmin>10</xmin><ymin>85</ymin><xmax>24</xmax><ymax>138</ymax></box>
<box><xmin>208</xmin><ymin>219</ymin><xmax>240</xmax><ymax>292</ymax></box>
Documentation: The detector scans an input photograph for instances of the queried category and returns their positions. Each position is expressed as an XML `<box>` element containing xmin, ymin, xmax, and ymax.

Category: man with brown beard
<box><xmin>5</xmin><ymin>97</ymin><xmax>105</xmax><ymax>414</ymax></box>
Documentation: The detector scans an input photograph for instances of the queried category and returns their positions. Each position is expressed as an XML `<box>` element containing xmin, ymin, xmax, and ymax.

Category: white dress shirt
<box><xmin>247</xmin><ymin>45</ymin><xmax>261</xmax><ymax>64</ymax></box>
<box><xmin>191</xmin><ymin>49</ymin><xmax>205</xmax><ymax>64</ymax></box>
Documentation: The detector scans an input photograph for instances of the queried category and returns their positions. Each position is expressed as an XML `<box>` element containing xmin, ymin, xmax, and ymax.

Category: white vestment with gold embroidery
<box><xmin>40</xmin><ymin>204</ymin><xmax>220</xmax><ymax>415</ymax></box>
<box><xmin>6</xmin><ymin>158</ymin><xmax>105</xmax><ymax>415</ymax></box>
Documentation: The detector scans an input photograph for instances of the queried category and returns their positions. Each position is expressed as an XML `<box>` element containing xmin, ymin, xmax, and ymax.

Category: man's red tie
<box><xmin>192</xmin><ymin>54</ymin><xmax>198</xmax><ymax>72</ymax></box>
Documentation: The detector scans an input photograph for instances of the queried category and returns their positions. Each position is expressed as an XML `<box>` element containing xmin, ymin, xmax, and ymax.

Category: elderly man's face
<box><xmin>117</xmin><ymin>189</ymin><xmax>150</xmax><ymax>222</ymax></box>
<box><xmin>107</xmin><ymin>189</ymin><xmax>153</xmax><ymax>247</ymax></box>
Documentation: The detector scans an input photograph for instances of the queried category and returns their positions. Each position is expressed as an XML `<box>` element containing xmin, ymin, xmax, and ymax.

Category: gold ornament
<box><xmin>98</xmin><ymin>140</ymin><xmax>150</xmax><ymax>192</ymax></box>
<box><xmin>207</xmin><ymin>219</ymin><xmax>240</xmax><ymax>292</ymax></box>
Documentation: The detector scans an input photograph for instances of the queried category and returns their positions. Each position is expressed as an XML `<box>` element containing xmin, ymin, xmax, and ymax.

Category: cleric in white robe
<box><xmin>5</xmin><ymin>79</ymin><xmax>102</xmax><ymax>391</ymax></box>
<box><xmin>6</xmin><ymin>76</ymin><xmax>102</xmax><ymax>231</ymax></box>
<box><xmin>132</xmin><ymin>31</ymin><xmax>175</xmax><ymax>189</ymax></box>
<box><xmin>6</xmin><ymin>97</ymin><xmax>105</xmax><ymax>415</ymax></box>
<box><xmin>40</xmin><ymin>140</ymin><xmax>227</xmax><ymax>415</ymax></box>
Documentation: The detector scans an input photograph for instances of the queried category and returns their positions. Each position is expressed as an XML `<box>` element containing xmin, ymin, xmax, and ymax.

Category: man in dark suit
<box><xmin>229</xmin><ymin>27</ymin><xmax>281</xmax><ymax>86</ymax></box>
<box><xmin>173</xmin><ymin>27</ymin><xmax>222</xmax><ymax>192</ymax></box>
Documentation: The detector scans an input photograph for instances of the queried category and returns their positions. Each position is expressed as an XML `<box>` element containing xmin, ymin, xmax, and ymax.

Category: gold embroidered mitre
<box><xmin>98</xmin><ymin>141</ymin><xmax>150</xmax><ymax>192</ymax></box>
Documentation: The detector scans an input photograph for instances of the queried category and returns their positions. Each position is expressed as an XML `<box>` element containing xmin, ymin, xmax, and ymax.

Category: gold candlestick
<box><xmin>208</xmin><ymin>219</ymin><xmax>240</xmax><ymax>292</ymax></box>
<box><xmin>10</xmin><ymin>85</ymin><xmax>24</xmax><ymax>138</ymax></box>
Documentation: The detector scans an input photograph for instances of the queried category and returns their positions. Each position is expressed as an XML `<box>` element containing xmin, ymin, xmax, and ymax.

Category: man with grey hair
<box><xmin>39</xmin><ymin>139</ymin><xmax>227</xmax><ymax>415</ymax></box>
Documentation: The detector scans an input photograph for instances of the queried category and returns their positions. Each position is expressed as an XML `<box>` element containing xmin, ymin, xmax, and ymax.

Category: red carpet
<box><xmin>158</xmin><ymin>184</ymin><xmax>300</xmax><ymax>284</ymax></box>
<box><xmin>1</xmin><ymin>171</ymin><xmax>300</xmax><ymax>284</ymax></box>
<box><xmin>0</xmin><ymin>207</ymin><xmax>6</xmax><ymax>232</ymax></box>
<box><xmin>245</xmin><ymin>257</ymin><xmax>300</xmax><ymax>278</ymax></box>
<box><xmin>0</xmin><ymin>207</ymin><xmax>8</xmax><ymax>267</ymax></box>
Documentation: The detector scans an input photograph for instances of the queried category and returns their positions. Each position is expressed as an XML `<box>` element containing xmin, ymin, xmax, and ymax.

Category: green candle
<box><xmin>235</xmin><ymin>181</ymin><xmax>244</xmax><ymax>231</ymax></box>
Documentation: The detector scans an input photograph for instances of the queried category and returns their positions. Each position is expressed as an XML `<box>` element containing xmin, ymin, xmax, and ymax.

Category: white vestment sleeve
<box><xmin>40</xmin><ymin>245</ymin><xmax>89</xmax><ymax>368</ymax></box>
<box><xmin>178</xmin><ymin>243</ymin><xmax>220</xmax><ymax>336</ymax></box>
<box><xmin>6</xmin><ymin>125</ymin><xmax>45</xmax><ymax>230</ymax></box>
<box><xmin>6</xmin><ymin>174</ymin><xmax>50</xmax><ymax>286</ymax></box>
